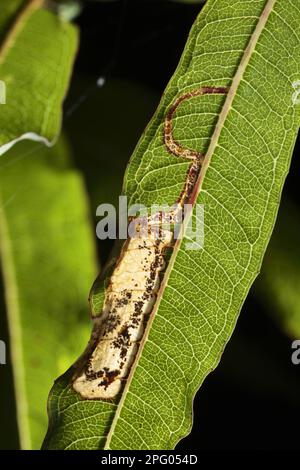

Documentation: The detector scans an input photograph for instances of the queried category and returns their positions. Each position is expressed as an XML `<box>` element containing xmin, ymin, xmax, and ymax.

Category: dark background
<box><xmin>1</xmin><ymin>0</ymin><xmax>300</xmax><ymax>450</ymax></box>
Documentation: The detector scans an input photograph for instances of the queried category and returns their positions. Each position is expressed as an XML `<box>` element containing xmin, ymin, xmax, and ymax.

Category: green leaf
<box><xmin>256</xmin><ymin>199</ymin><xmax>300</xmax><ymax>338</ymax></box>
<box><xmin>43</xmin><ymin>0</ymin><xmax>300</xmax><ymax>450</ymax></box>
<box><xmin>0</xmin><ymin>0</ymin><xmax>78</xmax><ymax>155</ymax></box>
<box><xmin>0</xmin><ymin>138</ymin><xmax>97</xmax><ymax>449</ymax></box>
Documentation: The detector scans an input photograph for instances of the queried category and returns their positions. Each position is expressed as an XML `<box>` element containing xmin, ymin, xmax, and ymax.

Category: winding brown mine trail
<box><xmin>73</xmin><ymin>86</ymin><xmax>228</xmax><ymax>400</ymax></box>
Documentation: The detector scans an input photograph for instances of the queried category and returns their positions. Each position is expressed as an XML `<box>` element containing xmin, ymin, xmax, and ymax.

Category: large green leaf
<box><xmin>0</xmin><ymin>139</ymin><xmax>97</xmax><ymax>449</ymax></box>
<box><xmin>0</xmin><ymin>0</ymin><xmax>85</xmax><ymax>450</ymax></box>
<box><xmin>43</xmin><ymin>0</ymin><xmax>300</xmax><ymax>450</ymax></box>
<box><xmin>0</xmin><ymin>0</ymin><xmax>78</xmax><ymax>155</ymax></box>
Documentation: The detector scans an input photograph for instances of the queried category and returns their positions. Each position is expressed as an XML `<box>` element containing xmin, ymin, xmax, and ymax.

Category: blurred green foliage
<box><xmin>256</xmin><ymin>198</ymin><xmax>300</xmax><ymax>338</ymax></box>
<box><xmin>0</xmin><ymin>0</ymin><xmax>93</xmax><ymax>449</ymax></box>
<box><xmin>0</xmin><ymin>138</ymin><xmax>97</xmax><ymax>448</ymax></box>
<box><xmin>0</xmin><ymin>1</ymin><xmax>78</xmax><ymax>154</ymax></box>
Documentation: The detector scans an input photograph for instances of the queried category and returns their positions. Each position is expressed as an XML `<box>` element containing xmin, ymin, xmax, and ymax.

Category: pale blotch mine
<box><xmin>73</xmin><ymin>86</ymin><xmax>228</xmax><ymax>399</ymax></box>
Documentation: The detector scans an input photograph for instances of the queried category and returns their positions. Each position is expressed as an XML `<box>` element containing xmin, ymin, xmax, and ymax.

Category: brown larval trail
<box><xmin>73</xmin><ymin>86</ymin><xmax>228</xmax><ymax>399</ymax></box>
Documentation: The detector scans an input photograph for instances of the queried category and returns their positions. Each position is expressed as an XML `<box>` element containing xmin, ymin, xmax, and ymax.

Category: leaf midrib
<box><xmin>0</xmin><ymin>0</ymin><xmax>45</xmax><ymax>66</ymax></box>
<box><xmin>103</xmin><ymin>0</ymin><xmax>277</xmax><ymax>450</ymax></box>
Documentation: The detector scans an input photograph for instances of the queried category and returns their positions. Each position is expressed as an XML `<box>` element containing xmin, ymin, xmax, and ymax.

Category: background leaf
<box><xmin>0</xmin><ymin>0</ymin><xmax>78</xmax><ymax>155</ymax></box>
<box><xmin>255</xmin><ymin>198</ymin><xmax>300</xmax><ymax>338</ymax></box>
<box><xmin>0</xmin><ymin>138</ymin><xmax>97</xmax><ymax>449</ymax></box>
<box><xmin>0</xmin><ymin>0</ymin><xmax>87</xmax><ymax>449</ymax></box>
